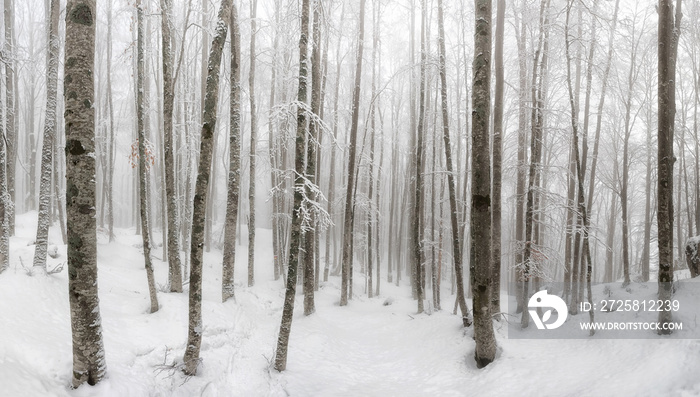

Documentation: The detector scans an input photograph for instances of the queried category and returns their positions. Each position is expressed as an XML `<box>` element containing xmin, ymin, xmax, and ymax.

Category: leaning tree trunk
<box><xmin>471</xmin><ymin>0</ymin><xmax>497</xmax><ymax>368</ymax></box>
<box><xmin>65</xmin><ymin>0</ymin><xmax>107</xmax><ymax>387</ymax></box>
<box><xmin>340</xmin><ymin>0</ymin><xmax>366</xmax><ymax>307</ymax></box>
<box><xmin>136</xmin><ymin>0</ymin><xmax>159</xmax><ymax>314</ymax></box>
<box><xmin>182</xmin><ymin>0</ymin><xmax>231</xmax><ymax>375</ymax></box>
<box><xmin>274</xmin><ymin>0</ymin><xmax>311</xmax><ymax>372</ymax></box>
<box><xmin>222</xmin><ymin>1</ymin><xmax>240</xmax><ymax>303</ymax></box>
<box><xmin>437</xmin><ymin>0</ymin><xmax>469</xmax><ymax>327</ymax></box>
<box><xmin>160</xmin><ymin>0</ymin><xmax>183</xmax><ymax>292</ymax></box>
<box><xmin>33</xmin><ymin>0</ymin><xmax>60</xmax><ymax>272</ymax></box>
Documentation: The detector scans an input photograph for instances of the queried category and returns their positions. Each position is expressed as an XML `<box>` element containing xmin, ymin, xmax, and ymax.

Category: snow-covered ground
<box><xmin>2</xmin><ymin>212</ymin><xmax>700</xmax><ymax>396</ymax></box>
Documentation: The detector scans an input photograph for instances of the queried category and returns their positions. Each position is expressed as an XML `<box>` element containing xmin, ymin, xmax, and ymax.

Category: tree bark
<box><xmin>248</xmin><ymin>0</ymin><xmax>258</xmax><ymax>288</ymax></box>
<box><xmin>490</xmin><ymin>0</ymin><xmax>505</xmax><ymax>315</ymax></box>
<box><xmin>182</xmin><ymin>0</ymin><xmax>231</xmax><ymax>375</ymax></box>
<box><xmin>65</xmin><ymin>0</ymin><xmax>107</xmax><ymax>387</ymax></box>
<box><xmin>222</xmin><ymin>1</ymin><xmax>241</xmax><ymax>303</ymax></box>
<box><xmin>657</xmin><ymin>0</ymin><xmax>681</xmax><ymax>334</ymax></box>
<box><xmin>437</xmin><ymin>0</ymin><xmax>469</xmax><ymax>326</ymax></box>
<box><xmin>304</xmin><ymin>0</ymin><xmax>322</xmax><ymax>315</ymax></box>
<box><xmin>4</xmin><ymin>0</ymin><xmax>16</xmax><ymax>235</ymax></box>
<box><xmin>340</xmin><ymin>0</ymin><xmax>366</xmax><ymax>306</ymax></box>
<box><xmin>472</xmin><ymin>0</ymin><xmax>497</xmax><ymax>367</ymax></box>
<box><xmin>136</xmin><ymin>0</ymin><xmax>160</xmax><ymax>314</ymax></box>
<box><xmin>160</xmin><ymin>0</ymin><xmax>184</xmax><ymax>292</ymax></box>
<box><xmin>274</xmin><ymin>0</ymin><xmax>311</xmax><ymax>371</ymax></box>
<box><xmin>33</xmin><ymin>0</ymin><xmax>60</xmax><ymax>271</ymax></box>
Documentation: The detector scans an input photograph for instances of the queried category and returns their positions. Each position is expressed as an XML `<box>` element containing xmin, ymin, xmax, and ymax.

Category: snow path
<box><xmin>2</xmin><ymin>212</ymin><xmax>700</xmax><ymax>396</ymax></box>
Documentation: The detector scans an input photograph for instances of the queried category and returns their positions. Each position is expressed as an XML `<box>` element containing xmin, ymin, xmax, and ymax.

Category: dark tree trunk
<box><xmin>471</xmin><ymin>0</ymin><xmax>497</xmax><ymax>367</ymax></box>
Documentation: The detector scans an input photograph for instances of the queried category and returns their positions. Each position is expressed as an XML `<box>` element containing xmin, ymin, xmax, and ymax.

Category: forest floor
<box><xmin>1</xmin><ymin>212</ymin><xmax>700</xmax><ymax>396</ymax></box>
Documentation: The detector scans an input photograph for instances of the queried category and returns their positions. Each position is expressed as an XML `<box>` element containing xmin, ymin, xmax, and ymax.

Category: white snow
<box><xmin>1</xmin><ymin>211</ymin><xmax>700</xmax><ymax>396</ymax></box>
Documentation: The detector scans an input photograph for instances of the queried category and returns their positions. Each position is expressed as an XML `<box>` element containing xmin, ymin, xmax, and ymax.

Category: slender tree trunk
<box><xmin>222</xmin><ymin>2</ymin><xmax>241</xmax><ymax>303</ymax></box>
<box><xmin>513</xmin><ymin>0</ymin><xmax>528</xmax><ymax>314</ymax></box>
<box><xmin>490</xmin><ymin>0</ymin><xmax>505</xmax><ymax>315</ymax></box>
<box><xmin>106</xmin><ymin>1</ymin><xmax>116</xmax><ymax>242</ymax></box>
<box><xmin>182</xmin><ymin>0</ymin><xmax>231</xmax><ymax>375</ymax></box>
<box><xmin>565</xmin><ymin>0</ymin><xmax>595</xmax><ymax>331</ymax></box>
<box><xmin>0</xmin><ymin>54</ymin><xmax>7</xmax><ymax>272</ymax></box>
<box><xmin>303</xmin><ymin>0</ymin><xmax>322</xmax><ymax>315</ymax></box>
<box><xmin>340</xmin><ymin>0</ymin><xmax>366</xmax><ymax>306</ymax></box>
<box><xmin>248</xmin><ymin>0</ymin><xmax>258</xmax><ymax>287</ymax></box>
<box><xmin>4</xmin><ymin>0</ymin><xmax>16</xmax><ymax>235</ymax></box>
<box><xmin>274</xmin><ymin>0</ymin><xmax>311</xmax><ymax>371</ymax></box>
<box><xmin>33</xmin><ymin>0</ymin><xmax>60</xmax><ymax>271</ymax></box>
<box><xmin>437</xmin><ymin>0</ymin><xmax>469</xmax><ymax>326</ymax></box>
<box><xmin>160</xmin><ymin>0</ymin><xmax>183</xmax><ymax>292</ymax></box>
<box><xmin>136</xmin><ymin>0</ymin><xmax>159</xmax><ymax>314</ymax></box>
<box><xmin>65</xmin><ymin>0</ymin><xmax>107</xmax><ymax>387</ymax></box>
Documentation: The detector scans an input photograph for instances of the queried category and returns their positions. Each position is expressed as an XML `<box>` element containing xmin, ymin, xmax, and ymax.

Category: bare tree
<box><xmin>33</xmin><ymin>0</ymin><xmax>60</xmax><ymax>272</ymax></box>
<box><xmin>472</xmin><ymin>0</ymin><xmax>497</xmax><ymax>367</ymax></box>
<box><xmin>160</xmin><ymin>0</ymin><xmax>183</xmax><ymax>292</ymax></box>
<box><xmin>182</xmin><ymin>0</ymin><xmax>231</xmax><ymax>375</ymax></box>
<box><xmin>4</xmin><ymin>0</ymin><xmax>16</xmax><ymax>235</ymax></box>
<box><xmin>135</xmin><ymin>0</ymin><xmax>159</xmax><ymax>314</ymax></box>
<box><xmin>437</xmin><ymin>0</ymin><xmax>469</xmax><ymax>326</ymax></box>
<box><xmin>248</xmin><ymin>0</ymin><xmax>258</xmax><ymax>287</ymax></box>
<box><xmin>490</xmin><ymin>0</ymin><xmax>505</xmax><ymax>315</ymax></box>
<box><xmin>65</xmin><ymin>0</ymin><xmax>106</xmax><ymax>387</ymax></box>
<box><xmin>657</xmin><ymin>0</ymin><xmax>682</xmax><ymax>334</ymax></box>
<box><xmin>340</xmin><ymin>0</ymin><xmax>367</xmax><ymax>306</ymax></box>
<box><xmin>274</xmin><ymin>0</ymin><xmax>312</xmax><ymax>371</ymax></box>
<box><xmin>222</xmin><ymin>2</ymin><xmax>241</xmax><ymax>303</ymax></box>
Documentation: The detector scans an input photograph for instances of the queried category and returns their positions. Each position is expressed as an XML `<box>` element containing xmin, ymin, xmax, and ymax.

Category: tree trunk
<box><xmin>490</xmin><ymin>0</ymin><xmax>505</xmax><ymax>315</ymax></box>
<box><xmin>471</xmin><ymin>0</ymin><xmax>497</xmax><ymax>367</ymax></box>
<box><xmin>340</xmin><ymin>0</ymin><xmax>366</xmax><ymax>306</ymax></box>
<box><xmin>657</xmin><ymin>0</ymin><xmax>681</xmax><ymax>334</ymax></box>
<box><xmin>33</xmin><ymin>0</ymin><xmax>60</xmax><ymax>271</ymax></box>
<box><xmin>437</xmin><ymin>0</ymin><xmax>469</xmax><ymax>326</ymax></box>
<box><xmin>65</xmin><ymin>0</ymin><xmax>107</xmax><ymax>387</ymax></box>
<box><xmin>136</xmin><ymin>0</ymin><xmax>160</xmax><ymax>314</ymax></box>
<box><xmin>513</xmin><ymin>0</ymin><xmax>528</xmax><ymax>314</ymax></box>
<box><xmin>248</xmin><ymin>0</ymin><xmax>258</xmax><ymax>288</ymax></box>
<box><xmin>4</xmin><ymin>0</ymin><xmax>16</xmax><ymax>235</ymax></box>
<box><xmin>182</xmin><ymin>0</ymin><xmax>231</xmax><ymax>375</ymax></box>
<box><xmin>303</xmin><ymin>0</ymin><xmax>322</xmax><ymax>315</ymax></box>
<box><xmin>222</xmin><ymin>2</ymin><xmax>241</xmax><ymax>303</ymax></box>
<box><xmin>160</xmin><ymin>0</ymin><xmax>184</xmax><ymax>292</ymax></box>
<box><xmin>274</xmin><ymin>0</ymin><xmax>311</xmax><ymax>371</ymax></box>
